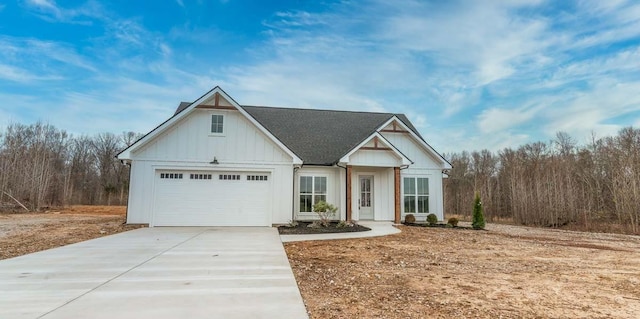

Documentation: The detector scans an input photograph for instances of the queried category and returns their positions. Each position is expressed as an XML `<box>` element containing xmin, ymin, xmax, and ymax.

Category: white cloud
<box><xmin>4</xmin><ymin>0</ymin><xmax>640</xmax><ymax>155</ymax></box>
<box><xmin>0</xmin><ymin>63</ymin><xmax>62</xmax><ymax>82</ymax></box>
<box><xmin>22</xmin><ymin>0</ymin><xmax>100</xmax><ymax>24</ymax></box>
<box><xmin>543</xmin><ymin>79</ymin><xmax>640</xmax><ymax>138</ymax></box>
<box><xmin>477</xmin><ymin>107</ymin><xmax>539</xmax><ymax>134</ymax></box>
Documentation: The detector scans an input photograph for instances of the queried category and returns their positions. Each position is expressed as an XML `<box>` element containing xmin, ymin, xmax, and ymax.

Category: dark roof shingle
<box><xmin>175</xmin><ymin>103</ymin><xmax>429</xmax><ymax>165</ymax></box>
<box><xmin>242</xmin><ymin>106</ymin><xmax>395</xmax><ymax>165</ymax></box>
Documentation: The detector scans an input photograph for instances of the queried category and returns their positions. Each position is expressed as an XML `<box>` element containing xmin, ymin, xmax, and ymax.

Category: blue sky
<box><xmin>1</xmin><ymin>0</ymin><xmax>640</xmax><ymax>153</ymax></box>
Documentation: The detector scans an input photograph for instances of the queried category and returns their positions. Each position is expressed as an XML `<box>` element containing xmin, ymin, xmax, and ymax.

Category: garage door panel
<box><xmin>153</xmin><ymin>170</ymin><xmax>271</xmax><ymax>226</ymax></box>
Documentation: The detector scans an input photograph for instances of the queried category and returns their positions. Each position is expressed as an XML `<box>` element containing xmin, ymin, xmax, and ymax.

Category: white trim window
<box><xmin>299</xmin><ymin>176</ymin><xmax>327</xmax><ymax>213</ymax></box>
<box><xmin>403</xmin><ymin>177</ymin><xmax>429</xmax><ymax>214</ymax></box>
<box><xmin>211</xmin><ymin>114</ymin><xmax>224</xmax><ymax>134</ymax></box>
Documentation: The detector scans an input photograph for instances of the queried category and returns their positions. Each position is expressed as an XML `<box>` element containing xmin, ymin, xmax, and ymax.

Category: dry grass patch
<box><xmin>0</xmin><ymin>205</ymin><xmax>144</xmax><ymax>260</ymax></box>
<box><xmin>285</xmin><ymin>224</ymin><xmax>640</xmax><ymax>319</ymax></box>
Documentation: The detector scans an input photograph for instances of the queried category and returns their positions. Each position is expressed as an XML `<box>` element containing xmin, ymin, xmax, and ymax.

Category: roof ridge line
<box><xmin>241</xmin><ymin>105</ymin><xmax>398</xmax><ymax>116</ymax></box>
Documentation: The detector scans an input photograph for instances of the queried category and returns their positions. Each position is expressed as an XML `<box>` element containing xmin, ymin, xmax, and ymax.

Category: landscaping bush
<box><xmin>447</xmin><ymin>217</ymin><xmax>459</xmax><ymax>227</ymax></box>
<box><xmin>472</xmin><ymin>192</ymin><xmax>486</xmax><ymax>230</ymax></box>
<box><xmin>404</xmin><ymin>214</ymin><xmax>416</xmax><ymax>224</ymax></box>
<box><xmin>307</xmin><ymin>220</ymin><xmax>323</xmax><ymax>228</ymax></box>
<box><xmin>337</xmin><ymin>220</ymin><xmax>358</xmax><ymax>228</ymax></box>
<box><xmin>426</xmin><ymin>213</ymin><xmax>438</xmax><ymax>225</ymax></box>
<box><xmin>312</xmin><ymin>201</ymin><xmax>338</xmax><ymax>227</ymax></box>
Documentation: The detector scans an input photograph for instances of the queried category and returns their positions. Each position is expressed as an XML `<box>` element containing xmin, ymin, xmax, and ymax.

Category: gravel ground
<box><xmin>285</xmin><ymin>223</ymin><xmax>640</xmax><ymax>319</ymax></box>
<box><xmin>0</xmin><ymin>205</ymin><xmax>144</xmax><ymax>260</ymax></box>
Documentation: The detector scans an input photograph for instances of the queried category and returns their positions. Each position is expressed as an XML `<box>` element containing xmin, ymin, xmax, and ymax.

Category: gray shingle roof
<box><xmin>175</xmin><ymin>103</ymin><xmax>429</xmax><ymax>166</ymax></box>
<box><xmin>244</xmin><ymin>106</ymin><xmax>399</xmax><ymax>165</ymax></box>
<box><xmin>176</xmin><ymin>102</ymin><xmax>191</xmax><ymax>114</ymax></box>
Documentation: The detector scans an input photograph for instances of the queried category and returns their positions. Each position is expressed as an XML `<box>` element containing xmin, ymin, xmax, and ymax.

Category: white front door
<box><xmin>359</xmin><ymin>175</ymin><xmax>374</xmax><ymax>220</ymax></box>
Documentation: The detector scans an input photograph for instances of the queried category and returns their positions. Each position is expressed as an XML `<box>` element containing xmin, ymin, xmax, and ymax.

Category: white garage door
<box><xmin>152</xmin><ymin>170</ymin><xmax>272</xmax><ymax>226</ymax></box>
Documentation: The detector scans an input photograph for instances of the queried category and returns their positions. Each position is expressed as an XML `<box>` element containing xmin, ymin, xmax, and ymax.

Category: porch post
<box><xmin>346</xmin><ymin>165</ymin><xmax>352</xmax><ymax>221</ymax></box>
<box><xmin>394</xmin><ymin>167</ymin><xmax>401</xmax><ymax>224</ymax></box>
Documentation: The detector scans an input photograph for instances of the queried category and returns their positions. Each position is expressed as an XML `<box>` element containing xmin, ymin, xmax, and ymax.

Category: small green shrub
<box><xmin>312</xmin><ymin>201</ymin><xmax>338</xmax><ymax>227</ymax></box>
<box><xmin>447</xmin><ymin>217</ymin><xmax>459</xmax><ymax>227</ymax></box>
<box><xmin>404</xmin><ymin>214</ymin><xmax>416</xmax><ymax>224</ymax></box>
<box><xmin>336</xmin><ymin>220</ymin><xmax>357</xmax><ymax>228</ymax></box>
<box><xmin>445</xmin><ymin>223</ymin><xmax>453</xmax><ymax>228</ymax></box>
<box><xmin>472</xmin><ymin>192</ymin><xmax>486</xmax><ymax>230</ymax></box>
<box><xmin>426</xmin><ymin>213</ymin><xmax>438</xmax><ymax>225</ymax></box>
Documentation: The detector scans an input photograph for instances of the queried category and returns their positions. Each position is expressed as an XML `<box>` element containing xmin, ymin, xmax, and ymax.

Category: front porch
<box><xmin>345</xmin><ymin>165</ymin><xmax>402</xmax><ymax>224</ymax></box>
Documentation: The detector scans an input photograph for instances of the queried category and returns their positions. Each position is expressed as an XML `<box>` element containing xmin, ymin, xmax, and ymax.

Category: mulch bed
<box><xmin>278</xmin><ymin>221</ymin><xmax>371</xmax><ymax>234</ymax></box>
<box><xmin>403</xmin><ymin>222</ymin><xmax>475</xmax><ymax>229</ymax></box>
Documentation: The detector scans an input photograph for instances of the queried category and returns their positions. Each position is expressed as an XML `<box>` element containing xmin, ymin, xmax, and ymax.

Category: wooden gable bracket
<box><xmin>361</xmin><ymin>137</ymin><xmax>392</xmax><ymax>151</ymax></box>
<box><xmin>195</xmin><ymin>93</ymin><xmax>237</xmax><ymax>110</ymax></box>
<box><xmin>380</xmin><ymin>121</ymin><xmax>409</xmax><ymax>133</ymax></box>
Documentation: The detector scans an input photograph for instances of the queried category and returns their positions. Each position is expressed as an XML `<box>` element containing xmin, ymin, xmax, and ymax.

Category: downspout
<box><xmin>120</xmin><ymin>160</ymin><xmax>132</xmax><ymax>225</ymax></box>
<box><xmin>292</xmin><ymin>165</ymin><xmax>302</xmax><ymax>222</ymax></box>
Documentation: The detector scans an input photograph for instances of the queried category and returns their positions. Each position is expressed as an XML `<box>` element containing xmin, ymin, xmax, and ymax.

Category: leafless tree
<box><xmin>444</xmin><ymin>127</ymin><xmax>640</xmax><ymax>234</ymax></box>
<box><xmin>0</xmin><ymin>123</ymin><xmax>136</xmax><ymax>210</ymax></box>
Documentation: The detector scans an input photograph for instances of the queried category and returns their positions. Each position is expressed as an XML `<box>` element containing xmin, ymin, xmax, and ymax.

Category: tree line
<box><xmin>3</xmin><ymin>121</ymin><xmax>640</xmax><ymax>234</ymax></box>
<box><xmin>444</xmin><ymin>128</ymin><xmax>640</xmax><ymax>234</ymax></box>
<box><xmin>0</xmin><ymin>122</ymin><xmax>140</xmax><ymax>211</ymax></box>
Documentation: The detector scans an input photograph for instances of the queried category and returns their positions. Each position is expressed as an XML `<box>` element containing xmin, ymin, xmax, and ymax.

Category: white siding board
<box><xmin>132</xmin><ymin>110</ymin><xmax>292</xmax><ymax>164</ymax></box>
<box><xmin>349</xmin><ymin>149</ymin><xmax>401</xmax><ymax>167</ymax></box>
<box><xmin>380</xmin><ymin>132</ymin><xmax>441</xmax><ymax>169</ymax></box>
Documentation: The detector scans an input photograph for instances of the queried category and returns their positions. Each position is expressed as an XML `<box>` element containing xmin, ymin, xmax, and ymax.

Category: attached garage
<box><xmin>152</xmin><ymin>170</ymin><xmax>272</xmax><ymax>226</ymax></box>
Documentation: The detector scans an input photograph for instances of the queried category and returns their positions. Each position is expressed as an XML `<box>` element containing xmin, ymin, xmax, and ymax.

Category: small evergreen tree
<box><xmin>472</xmin><ymin>192</ymin><xmax>486</xmax><ymax>230</ymax></box>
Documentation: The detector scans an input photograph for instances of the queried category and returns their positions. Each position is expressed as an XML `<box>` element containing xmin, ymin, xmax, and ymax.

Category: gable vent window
<box><xmin>211</xmin><ymin>114</ymin><xmax>224</xmax><ymax>134</ymax></box>
<box><xmin>190</xmin><ymin>174</ymin><xmax>212</xmax><ymax>180</ymax></box>
<box><xmin>219</xmin><ymin>174</ymin><xmax>240</xmax><ymax>180</ymax></box>
<box><xmin>160</xmin><ymin>173</ymin><xmax>183</xmax><ymax>179</ymax></box>
<box><xmin>247</xmin><ymin>175</ymin><xmax>268</xmax><ymax>181</ymax></box>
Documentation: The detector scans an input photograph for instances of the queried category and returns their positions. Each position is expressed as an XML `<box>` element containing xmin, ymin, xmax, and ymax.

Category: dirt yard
<box><xmin>285</xmin><ymin>223</ymin><xmax>640</xmax><ymax>319</ymax></box>
<box><xmin>0</xmin><ymin>205</ymin><xmax>144</xmax><ymax>260</ymax></box>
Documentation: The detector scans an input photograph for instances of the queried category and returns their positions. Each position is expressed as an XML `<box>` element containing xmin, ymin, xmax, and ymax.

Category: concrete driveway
<box><xmin>0</xmin><ymin>227</ymin><xmax>308</xmax><ymax>319</ymax></box>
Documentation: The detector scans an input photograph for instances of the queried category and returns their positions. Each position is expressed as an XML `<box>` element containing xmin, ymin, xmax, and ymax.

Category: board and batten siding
<box><xmin>126</xmin><ymin>108</ymin><xmax>295</xmax><ymax>225</ymax></box>
<box><xmin>133</xmin><ymin>109</ymin><xmax>292</xmax><ymax>163</ymax></box>
<box><xmin>348</xmin><ymin>139</ymin><xmax>403</xmax><ymax>167</ymax></box>
<box><xmin>380</xmin><ymin>129</ymin><xmax>446</xmax><ymax>221</ymax></box>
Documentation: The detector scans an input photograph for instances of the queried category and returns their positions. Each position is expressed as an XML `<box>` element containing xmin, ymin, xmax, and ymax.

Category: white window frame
<box><xmin>299</xmin><ymin>175</ymin><xmax>328</xmax><ymax>213</ymax></box>
<box><xmin>402</xmin><ymin>176</ymin><xmax>429</xmax><ymax>214</ymax></box>
<box><xmin>210</xmin><ymin>114</ymin><xmax>225</xmax><ymax>135</ymax></box>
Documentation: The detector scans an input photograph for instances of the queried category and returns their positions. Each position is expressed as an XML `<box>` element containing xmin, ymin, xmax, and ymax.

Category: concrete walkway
<box><xmin>280</xmin><ymin>221</ymin><xmax>401</xmax><ymax>242</ymax></box>
<box><xmin>0</xmin><ymin>227</ymin><xmax>308</xmax><ymax>319</ymax></box>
